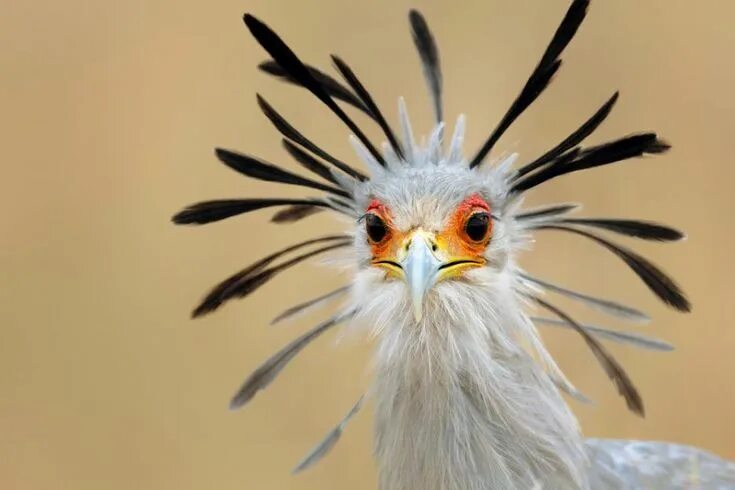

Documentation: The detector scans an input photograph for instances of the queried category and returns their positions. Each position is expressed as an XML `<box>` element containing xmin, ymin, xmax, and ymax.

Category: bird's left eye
<box><xmin>465</xmin><ymin>212</ymin><xmax>490</xmax><ymax>242</ymax></box>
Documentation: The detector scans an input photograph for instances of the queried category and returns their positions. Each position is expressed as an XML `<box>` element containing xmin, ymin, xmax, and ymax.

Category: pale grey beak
<box><xmin>401</xmin><ymin>233</ymin><xmax>442</xmax><ymax>322</ymax></box>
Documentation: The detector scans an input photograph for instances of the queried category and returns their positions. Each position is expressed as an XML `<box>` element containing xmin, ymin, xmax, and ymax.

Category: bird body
<box><xmin>174</xmin><ymin>1</ymin><xmax>735</xmax><ymax>488</ymax></box>
<box><xmin>352</xmin><ymin>128</ymin><xmax>588</xmax><ymax>490</ymax></box>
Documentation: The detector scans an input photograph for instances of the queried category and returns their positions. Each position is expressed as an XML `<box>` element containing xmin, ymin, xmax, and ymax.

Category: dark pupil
<box><xmin>365</xmin><ymin>214</ymin><xmax>387</xmax><ymax>242</ymax></box>
<box><xmin>465</xmin><ymin>213</ymin><xmax>490</xmax><ymax>241</ymax></box>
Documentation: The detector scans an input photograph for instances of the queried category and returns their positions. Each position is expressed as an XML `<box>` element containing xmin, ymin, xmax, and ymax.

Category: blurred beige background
<box><xmin>1</xmin><ymin>0</ymin><xmax>734</xmax><ymax>489</ymax></box>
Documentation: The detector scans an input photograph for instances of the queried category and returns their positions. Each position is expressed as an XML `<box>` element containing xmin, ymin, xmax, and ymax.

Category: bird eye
<box><xmin>365</xmin><ymin>214</ymin><xmax>388</xmax><ymax>242</ymax></box>
<box><xmin>465</xmin><ymin>212</ymin><xmax>490</xmax><ymax>241</ymax></box>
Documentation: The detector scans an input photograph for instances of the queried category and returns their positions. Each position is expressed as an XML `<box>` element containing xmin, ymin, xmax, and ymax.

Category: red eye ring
<box><xmin>453</xmin><ymin>194</ymin><xmax>493</xmax><ymax>246</ymax></box>
<box><xmin>366</xmin><ymin>198</ymin><xmax>385</xmax><ymax>214</ymax></box>
<box><xmin>458</xmin><ymin>194</ymin><xmax>490</xmax><ymax>213</ymax></box>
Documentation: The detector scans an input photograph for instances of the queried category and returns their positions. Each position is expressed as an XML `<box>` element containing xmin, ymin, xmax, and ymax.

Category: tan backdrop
<box><xmin>2</xmin><ymin>1</ymin><xmax>733</xmax><ymax>489</ymax></box>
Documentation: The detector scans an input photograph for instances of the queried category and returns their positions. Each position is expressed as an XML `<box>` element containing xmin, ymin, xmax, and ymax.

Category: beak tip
<box><xmin>413</xmin><ymin>304</ymin><xmax>423</xmax><ymax>322</ymax></box>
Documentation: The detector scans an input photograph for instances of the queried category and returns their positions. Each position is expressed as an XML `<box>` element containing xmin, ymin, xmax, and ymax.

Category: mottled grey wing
<box><xmin>586</xmin><ymin>439</ymin><xmax>735</xmax><ymax>489</ymax></box>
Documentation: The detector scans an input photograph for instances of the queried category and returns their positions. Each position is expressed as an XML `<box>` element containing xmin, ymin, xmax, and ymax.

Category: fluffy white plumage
<box><xmin>339</xmin><ymin>111</ymin><xmax>730</xmax><ymax>489</ymax></box>
<box><xmin>347</xmin><ymin>111</ymin><xmax>584</xmax><ymax>489</ymax></box>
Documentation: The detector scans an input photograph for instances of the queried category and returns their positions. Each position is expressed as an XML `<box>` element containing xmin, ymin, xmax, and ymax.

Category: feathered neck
<box><xmin>356</xmin><ymin>275</ymin><xmax>589</xmax><ymax>490</ymax></box>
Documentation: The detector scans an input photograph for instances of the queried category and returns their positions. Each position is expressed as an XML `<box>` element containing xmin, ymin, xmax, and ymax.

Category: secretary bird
<box><xmin>173</xmin><ymin>1</ymin><xmax>735</xmax><ymax>488</ymax></box>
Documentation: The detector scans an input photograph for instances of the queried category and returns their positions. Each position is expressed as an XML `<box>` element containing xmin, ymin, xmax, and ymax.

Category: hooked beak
<box><xmin>393</xmin><ymin>230</ymin><xmax>484</xmax><ymax>322</ymax></box>
<box><xmin>402</xmin><ymin>232</ymin><xmax>442</xmax><ymax>322</ymax></box>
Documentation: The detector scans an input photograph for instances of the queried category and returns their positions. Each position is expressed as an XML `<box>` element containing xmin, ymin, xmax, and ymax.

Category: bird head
<box><xmin>351</xmin><ymin>133</ymin><xmax>514</xmax><ymax>324</ymax></box>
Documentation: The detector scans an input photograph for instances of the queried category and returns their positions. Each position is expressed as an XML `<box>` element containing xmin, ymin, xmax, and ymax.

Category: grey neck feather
<box><xmin>369</xmin><ymin>299</ymin><xmax>589</xmax><ymax>490</ymax></box>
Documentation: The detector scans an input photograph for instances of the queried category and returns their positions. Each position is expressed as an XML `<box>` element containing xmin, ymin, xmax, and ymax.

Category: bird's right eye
<box><xmin>365</xmin><ymin>214</ymin><xmax>388</xmax><ymax>242</ymax></box>
<box><xmin>465</xmin><ymin>212</ymin><xmax>490</xmax><ymax>242</ymax></box>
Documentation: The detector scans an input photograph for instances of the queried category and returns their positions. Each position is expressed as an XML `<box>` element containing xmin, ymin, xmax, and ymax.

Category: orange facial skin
<box><xmin>364</xmin><ymin>199</ymin><xmax>406</xmax><ymax>278</ymax></box>
<box><xmin>364</xmin><ymin>199</ymin><xmax>403</xmax><ymax>262</ymax></box>
<box><xmin>366</xmin><ymin>193</ymin><xmax>493</xmax><ymax>278</ymax></box>
<box><xmin>439</xmin><ymin>193</ymin><xmax>493</xmax><ymax>258</ymax></box>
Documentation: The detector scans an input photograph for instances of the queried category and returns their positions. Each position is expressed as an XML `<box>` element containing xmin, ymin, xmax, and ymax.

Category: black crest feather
<box><xmin>469</xmin><ymin>0</ymin><xmax>589</xmax><ymax>168</ymax></box>
<box><xmin>537</xmin><ymin>225</ymin><xmax>691</xmax><ymax>311</ymax></box>
<box><xmin>292</xmin><ymin>396</ymin><xmax>364</xmax><ymax>473</ymax></box>
<box><xmin>192</xmin><ymin>238</ymin><xmax>351</xmax><ymax>318</ymax></box>
<box><xmin>270</xmin><ymin>204</ymin><xmax>324</xmax><ymax>223</ymax></box>
<box><xmin>521</xmin><ymin>273</ymin><xmax>649</xmax><ymax>323</ymax></box>
<box><xmin>532</xmin><ymin>317</ymin><xmax>673</xmax><ymax>351</ymax></box>
<box><xmin>512</xmin><ymin>133</ymin><xmax>670</xmax><ymax>193</ymax></box>
<box><xmin>271</xmin><ymin>285</ymin><xmax>350</xmax><ymax>325</ymax></box>
<box><xmin>256</xmin><ymin>95</ymin><xmax>366</xmax><ymax>181</ymax></box>
<box><xmin>331</xmin><ymin>55</ymin><xmax>404</xmax><ymax>159</ymax></box>
<box><xmin>514</xmin><ymin>91</ymin><xmax>619</xmax><ymax>179</ymax></box>
<box><xmin>243</xmin><ymin>14</ymin><xmax>385</xmax><ymax>166</ymax></box>
<box><xmin>258</xmin><ymin>60</ymin><xmax>371</xmax><ymax>116</ymax></box>
<box><xmin>281</xmin><ymin>139</ymin><xmax>339</xmax><ymax>185</ymax></box>
<box><xmin>172</xmin><ymin>198</ymin><xmax>331</xmax><ymax>225</ymax></box>
<box><xmin>409</xmin><ymin>9</ymin><xmax>443</xmax><ymax>124</ymax></box>
<box><xmin>531</xmin><ymin>296</ymin><xmax>644</xmax><ymax>416</ymax></box>
<box><xmin>229</xmin><ymin>311</ymin><xmax>354</xmax><ymax>409</ymax></box>
<box><xmin>215</xmin><ymin>148</ymin><xmax>350</xmax><ymax>198</ymax></box>
<box><xmin>515</xmin><ymin>203</ymin><xmax>580</xmax><ymax>221</ymax></box>
<box><xmin>553</xmin><ymin>218</ymin><xmax>684</xmax><ymax>242</ymax></box>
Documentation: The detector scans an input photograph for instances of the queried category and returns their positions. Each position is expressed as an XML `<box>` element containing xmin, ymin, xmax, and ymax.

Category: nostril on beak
<box><xmin>430</xmin><ymin>242</ymin><xmax>438</xmax><ymax>252</ymax></box>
